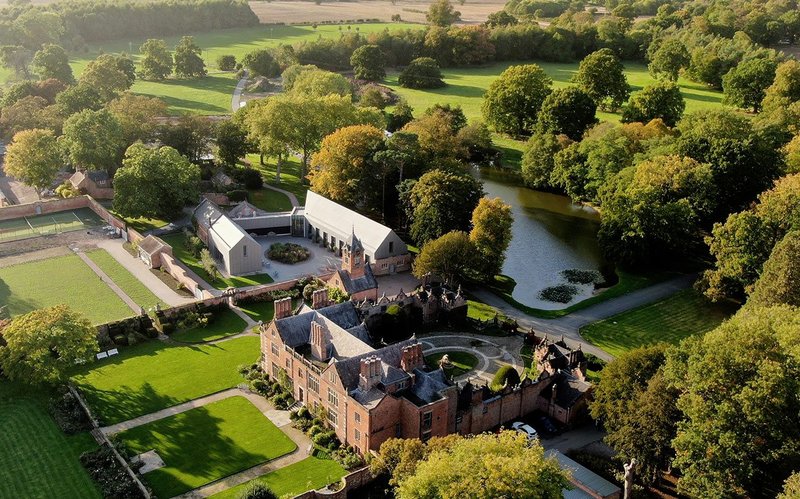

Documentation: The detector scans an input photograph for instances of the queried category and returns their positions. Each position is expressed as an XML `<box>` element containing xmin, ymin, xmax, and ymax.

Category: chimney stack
<box><xmin>310</xmin><ymin>320</ymin><xmax>329</xmax><ymax>361</ymax></box>
<box><xmin>312</xmin><ymin>288</ymin><xmax>330</xmax><ymax>310</ymax></box>
<box><xmin>274</xmin><ymin>297</ymin><xmax>292</xmax><ymax>320</ymax></box>
<box><xmin>400</xmin><ymin>343</ymin><xmax>424</xmax><ymax>372</ymax></box>
<box><xmin>359</xmin><ymin>356</ymin><xmax>382</xmax><ymax>391</ymax></box>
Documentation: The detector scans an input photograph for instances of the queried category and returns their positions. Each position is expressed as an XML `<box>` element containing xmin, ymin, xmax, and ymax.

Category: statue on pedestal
<box><xmin>623</xmin><ymin>458</ymin><xmax>637</xmax><ymax>499</ymax></box>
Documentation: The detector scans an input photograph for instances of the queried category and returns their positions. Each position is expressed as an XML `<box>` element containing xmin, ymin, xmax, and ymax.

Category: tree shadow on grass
<box><xmin>77</xmin><ymin>382</ymin><xmax>181</xmax><ymax>427</ymax></box>
<box><xmin>120</xmin><ymin>397</ymin><xmax>287</xmax><ymax>498</ymax></box>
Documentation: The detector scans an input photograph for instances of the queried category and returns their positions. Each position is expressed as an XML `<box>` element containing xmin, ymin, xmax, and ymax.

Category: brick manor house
<box><xmin>260</xmin><ymin>292</ymin><xmax>593</xmax><ymax>456</ymax></box>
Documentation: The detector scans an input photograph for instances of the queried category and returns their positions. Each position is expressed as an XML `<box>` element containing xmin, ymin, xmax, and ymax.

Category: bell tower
<box><xmin>342</xmin><ymin>228</ymin><xmax>365</xmax><ymax>278</ymax></box>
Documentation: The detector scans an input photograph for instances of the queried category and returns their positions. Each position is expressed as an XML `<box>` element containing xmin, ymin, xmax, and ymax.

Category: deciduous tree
<box><xmin>0</xmin><ymin>305</ymin><xmax>98</xmax><ymax>385</ymax></box>
<box><xmin>3</xmin><ymin>129</ymin><xmax>61</xmax><ymax>197</ymax></box>
<box><xmin>412</xmin><ymin>230</ymin><xmax>474</xmax><ymax>286</ymax></box>
<box><xmin>61</xmin><ymin>109</ymin><xmax>126</xmax><ymax>173</ymax></box>
<box><xmin>139</xmin><ymin>39</ymin><xmax>173</xmax><ymax>80</ymax></box>
<box><xmin>572</xmin><ymin>48</ymin><xmax>630</xmax><ymax>111</ymax></box>
<box><xmin>241</xmin><ymin>48</ymin><xmax>280</xmax><ymax>78</ymax></box>
<box><xmin>398</xmin><ymin>57</ymin><xmax>445</xmax><ymax>89</ymax></box>
<box><xmin>407</xmin><ymin>169</ymin><xmax>484</xmax><ymax>244</ymax></box>
<box><xmin>426</xmin><ymin>0</ymin><xmax>461</xmax><ymax>27</ymax></box>
<box><xmin>113</xmin><ymin>144</ymin><xmax>200</xmax><ymax>219</ymax></box>
<box><xmin>288</xmin><ymin>69</ymin><xmax>352</xmax><ymax>98</ymax></box>
<box><xmin>215</xmin><ymin>119</ymin><xmax>251</xmax><ymax>167</ymax></box>
<box><xmin>469</xmin><ymin>197</ymin><xmax>513</xmax><ymax>279</ymax></box>
<box><xmin>747</xmin><ymin>231</ymin><xmax>800</xmax><ymax>307</ymax></box>
<box><xmin>482</xmin><ymin>64</ymin><xmax>552</xmax><ymax>137</ymax></box>
<box><xmin>173</xmin><ymin>36</ymin><xmax>206</xmax><ymax>78</ymax></box>
<box><xmin>80</xmin><ymin>54</ymin><xmax>134</xmax><ymax>102</ymax></box>
<box><xmin>536</xmin><ymin>86</ymin><xmax>597</xmax><ymax>140</ymax></box>
<box><xmin>723</xmin><ymin>57</ymin><xmax>779</xmax><ymax>112</ymax></box>
<box><xmin>31</xmin><ymin>44</ymin><xmax>73</xmax><ymax>83</ymax></box>
<box><xmin>106</xmin><ymin>93</ymin><xmax>167</xmax><ymax>145</ymax></box>
<box><xmin>648</xmin><ymin>39</ymin><xmax>689</xmax><ymax>81</ymax></box>
<box><xmin>521</xmin><ymin>131</ymin><xmax>564</xmax><ymax>189</ymax></box>
<box><xmin>350</xmin><ymin>44</ymin><xmax>385</xmax><ymax>81</ymax></box>
<box><xmin>621</xmin><ymin>81</ymin><xmax>685</xmax><ymax>127</ymax></box>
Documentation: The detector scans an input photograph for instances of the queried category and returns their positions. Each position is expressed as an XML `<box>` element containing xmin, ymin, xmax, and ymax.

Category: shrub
<box><xmin>49</xmin><ymin>390</ymin><xmax>92</xmax><ymax>434</ymax></box>
<box><xmin>182</xmin><ymin>229</ymin><xmax>204</xmax><ymax>258</ymax></box>
<box><xmin>560</xmin><ymin>269</ymin><xmax>603</xmax><ymax>285</ymax></box>
<box><xmin>228</xmin><ymin>189</ymin><xmax>249</xmax><ymax>202</ymax></box>
<box><xmin>539</xmin><ymin>284</ymin><xmax>579</xmax><ymax>303</ymax></box>
<box><xmin>80</xmin><ymin>445</ymin><xmax>144</xmax><ymax>499</ymax></box>
<box><xmin>313</xmin><ymin>430</ymin><xmax>338</xmax><ymax>449</ymax></box>
<box><xmin>239</xmin><ymin>482</ymin><xmax>278</xmax><ymax>499</ymax></box>
<box><xmin>233</xmin><ymin>168</ymin><xmax>264</xmax><ymax>190</ymax></box>
<box><xmin>217</xmin><ymin>54</ymin><xmax>237</xmax><ymax>71</ymax></box>
<box><xmin>200</xmin><ymin>248</ymin><xmax>220</xmax><ymax>282</ymax></box>
<box><xmin>308</xmin><ymin>424</ymin><xmax>324</xmax><ymax>437</ymax></box>
<box><xmin>399</xmin><ymin>57</ymin><xmax>445</xmax><ymax>89</ymax></box>
<box><xmin>327</xmin><ymin>286</ymin><xmax>349</xmax><ymax>303</ymax></box>
<box><xmin>272</xmin><ymin>391</ymin><xmax>294</xmax><ymax>409</ymax></box>
<box><xmin>490</xmin><ymin>365</ymin><xmax>521</xmax><ymax>392</ymax></box>
<box><xmin>302</xmin><ymin>280</ymin><xmax>326</xmax><ymax>300</ymax></box>
<box><xmin>267</xmin><ymin>242</ymin><xmax>311</xmax><ymax>264</ymax></box>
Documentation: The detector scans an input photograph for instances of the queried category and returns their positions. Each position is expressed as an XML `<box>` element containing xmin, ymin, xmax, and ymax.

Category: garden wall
<box><xmin>293</xmin><ymin>466</ymin><xmax>373</xmax><ymax>499</ymax></box>
<box><xmin>0</xmin><ymin>195</ymin><xmax>90</xmax><ymax>220</ymax></box>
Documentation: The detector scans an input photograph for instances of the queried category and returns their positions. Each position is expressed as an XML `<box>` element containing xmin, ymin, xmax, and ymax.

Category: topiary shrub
<box><xmin>490</xmin><ymin>365</ymin><xmax>521</xmax><ymax>392</ymax></box>
<box><xmin>539</xmin><ymin>284</ymin><xmax>579</xmax><ymax>303</ymax></box>
<box><xmin>267</xmin><ymin>242</ymin><xmax>311</xmax><ymax>264</ymax></box>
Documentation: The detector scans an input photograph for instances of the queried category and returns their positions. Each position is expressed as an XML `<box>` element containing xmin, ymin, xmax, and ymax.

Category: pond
<box><xmin>478</xmin><ymin>168</ymin><xmax>605</xmax><ymax>310</ymax></box>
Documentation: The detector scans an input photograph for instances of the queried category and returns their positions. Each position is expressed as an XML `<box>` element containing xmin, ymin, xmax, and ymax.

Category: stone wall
<box><xmin>293</xmin><ymin>466</ymin><xmax>374</xmax><ymax>499</ymax></box>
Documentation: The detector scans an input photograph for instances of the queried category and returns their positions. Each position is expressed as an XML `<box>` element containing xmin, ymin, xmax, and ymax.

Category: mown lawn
<box><xmin>171</xmin><ymin>307</ymin><xmax>249</xmax><ymax>343</ymax></box>
<box><xmin>425</xmin><ymin>351</ymin><xmax>479</xmax><ymax>377</ymax></box>
<box><xmin>160</xmin><ymin>233</ymin><xmax>274</xmax><ymax>289</ymax></box>
<box><xmin>237</xmin><ymin>300</ymin><xmax>275</xmax><ymax>323</ymax></box>
<box><xmin>0</xmin><ymin>253</ymin><xmax>132</xmax><ymax>324</ymax></box>
<box><xmin>385</xmin><ymin>61</ymin><xmax>725</xmax><ymax>168</ymax></box>
<box><xmin>581</xmin><ymin>289</ymin><xmax>738</xmax><ymax>358</ymax></box>
<box><xmin>86</xmin><ymin>249</ymin><xmax>164</xmax><ymax>311</ymax></box>
<box><xmin>211</xmin><ymin>456</ymin><xmax>347</xmax><ymax>499</ymax></box>
<box><xmin>0</xmin><ymin>382</ymin><xmax>100</xmax><ymax>499</ymax></box>
<box><xmin>467</xmin><ymin>298</ymin><xmax>504</xmax><ymax>322</ymax></box>
<box><xmin>114</xmin><ymin>214</ymin><xmax>171</xmax><ymax>233</ymax></box>
<box><xmin>120</xmin><ymin>396</ymin><xmax>296</xmax><ymax>498</ymax></box>
<box><xmin>249</xmin><ymin>187</ymin><xmax>294</xmax><ymax>212</ymax></box>
<box><xmin>72</xmin><ymin>336</ymin><xmax>260</xmax><ymax>425</ymax></box>
<box><xmin>248</xmin><ymin>154</ymin><xmax>309</xmax><ymax>205</ymax></box>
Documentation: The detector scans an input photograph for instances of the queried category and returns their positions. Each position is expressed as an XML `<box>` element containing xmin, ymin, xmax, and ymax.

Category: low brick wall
<box><xmin>160</xmin><ymin>253</ymin><xmax>204</xmax><ymax>299</ymax></box>
<box><xmin>293</xmin><ymin>466</ymin><xmax>374</xmax><ymax>499</ymax></box>
<box><xmin>0</xmin><ymin>195</ymin><xmax>89</xmax><ymax>220</ymax></box>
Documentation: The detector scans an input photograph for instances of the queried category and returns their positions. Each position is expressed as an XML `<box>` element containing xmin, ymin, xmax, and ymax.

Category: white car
<box><xmin>511</xmin><ymin>421</ymin><xmax>538</xmax><ymax>441</ymax></box>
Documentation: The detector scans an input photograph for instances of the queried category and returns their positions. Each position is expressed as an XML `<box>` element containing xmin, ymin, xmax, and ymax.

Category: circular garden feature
<box><xmin>425</xmin><ymin>351</ymin><xmax>479</xmax><ymax>377</ymax></box>
<box><xmin>267</xmin><ymin>242</ymin><xmax>311</xmax><ymax>264</ymax></box>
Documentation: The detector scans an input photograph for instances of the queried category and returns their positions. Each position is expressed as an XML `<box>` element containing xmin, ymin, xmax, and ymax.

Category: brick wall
<box><xmin>0</xmin><ymin>195</ymin><xmax>89</xmax><ymax>220</ymax></box>
<box><xmin>292</xmin><ymin>466</ymin><xmax>374</xmax><ymax>499</ymax></box>
<box><xmin>160</xmin><ymin>254</ymin><xmax>204</xmax><ymax>299</ymax></box>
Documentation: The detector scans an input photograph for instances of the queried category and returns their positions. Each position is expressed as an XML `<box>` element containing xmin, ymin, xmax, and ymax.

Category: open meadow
<box><xmin>71</xmin><ymin>336</ymin><xmax>260</xmax><ymax>424</ymax></box>
<box><xmin>0</xmin><ymin>382</ymin><xmax>100</xmax><ymax>498</ymax></box>
<box><xmin>119</xmin><ymin>396</ymin><xmax>296</xmax><ymax>497</ymax></box>
<box><xmin>0</xmin><ymin>252</ymin><xmax>133</xmax><ymax>324</ymax></box>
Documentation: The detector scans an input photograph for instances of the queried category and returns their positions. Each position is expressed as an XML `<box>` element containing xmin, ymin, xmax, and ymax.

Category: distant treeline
<box><xmin>0</xmin><ymin>0</ymin><xmax>259</xmax><ymax>46</ymax></box>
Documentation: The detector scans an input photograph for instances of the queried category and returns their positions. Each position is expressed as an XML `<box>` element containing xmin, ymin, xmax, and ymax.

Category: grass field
<box><xmin>0</xmin><ymin>382</ymin><xmax>100</xmax><ymax>499</ymax></box>
<box><xmin>425</xmin><ymin>351</ymin><xmax>479</xmax><ymax>377</ymax></box>
<box><xmin>160</xmin><ymin>233</ymin><xmax>274</xmax><ymax>289</ymax></box>
<box><xmin>211</xmin><ymin>455</ymin><xmax>347</xmax><ymax>499</ymax></box>
<box><xmin>86</xmin><ymin>249</ymin><xmax>165</xmax><ymax>311</ymax></box>
<box><xmin>249</xmin><ymin>187</ymin><xmax>294</xmax><ymax>212</ymax></box>
<box><xmin>237</xmin><ymin>300</ymin><xmax>275</xmax><ymax>323</ymax></box>
<box><xmin>171</xmin><ymin>307</ymin><xmax>249</xmax><ymax>343</ymax></box>
<box><xmin>247</xmin><ymin>154</ymin><xmax>309</xmax><ymax>205</ymax></box>
<box><xmin>72</xmin><ymin>336</ymin><xmax>260</xmax><ymax>424</ymax></box>
<box><xmin>0</xmin><ymin>253</ymin><xmax>133</xmax><ymax>324</ymax></box>
<box><xmin>581</xmin><ymin>289</ymin><xmax>738</xmax><ymax>358</ymax></box>
<box><xmin>0</xmin><ymin>207</ymin><xmax>105</xmax><ymax>243</ymax></box>
<box><xmin>467</xmin><ymin>298</ymin><xmax>505</xmax><ymax>322</ymax></box>
<box><xmin>120</xmin><ymin>396</ymin><xmax>296</xmax><ymax>498</ymax></box>
<box><xmin>385</xmin><ymin>61</ymin><xmax>725</xmax><ymax>168</ymax></box>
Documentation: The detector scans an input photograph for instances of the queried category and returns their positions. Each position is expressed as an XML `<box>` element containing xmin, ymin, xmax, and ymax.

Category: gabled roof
<box><xmin>404</xmin><ymin>368</ymin><xmax>452</xmax><ymax>406</ymax></box>
<box><xmin>335</xmin><ymin>338</ymin><xmax>418</xmax><ymax>393</ymax></box>
<box><xmin>229</xmin><ymin>200</ymin><xmax>268</xmax><ymax>218</ymax></box>
<box><xmin>305</xmin><ymin>191</ymin><xmax>396</xmax><ymax>252</ymax></box>
<box><xmin>273</xmin><ymin>301</ymin><xmax>364</xmax><ymax>349</ymax></box>
<box><xmin>540</xmin><ymin>372</ymin><xmax>592</xmax><ymax>408</ymax></box>
<box><xmin>138</xmin><ymin>235</ymin><xmax>166</xmax><ymax>255</ymax></box>
<box><xmin>193</xmin><ymin>199</ymin><xmax>255</xmax><ymax>250</ymax></box>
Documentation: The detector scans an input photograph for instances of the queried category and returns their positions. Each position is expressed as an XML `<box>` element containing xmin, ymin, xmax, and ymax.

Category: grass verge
<box><xmin>237</xmin><ymin>300</ymin><xmax>275</xmax><ymax>323</ymax></box>
<box><xmin>581</xmin><ymin>289</ymin><xmax>738</xmax><ymax>358</ymax></box>
<box><xmin>86</xmin><ymin>249</ymin><xmax>164</xmax><ymax>311</ymax></box>
<box><xmin>425</xmin><ymin>351</ymin><xmax>479</xmax><ymax>377</ymax></box>
<box><xmin>486</xmin><ymin>269</ymin><xmax>671</xmax><ymax>319</ymax></box>
<box><xmin>209</xmin><ymin>456</ymin><xmax>347</xmax><ymax>499</ymax></box>
<box><xmin>0</xmin><ymin>382</ymin><xmax>100</xmax><ymax>498</ymax></box>
<box><xmin>171</xmin><ymin>308</ymin><xmax>249</xmax><ymax>343</ymax></box>
<box><xmin>72</xmin><ymin>336</ymin><xmax>260</xmax><ymax>425</ymax></box>
<box><xmin>119</xmin><ymin>396</ymin><xmax>296</xmax><ymax>498</ymax></box>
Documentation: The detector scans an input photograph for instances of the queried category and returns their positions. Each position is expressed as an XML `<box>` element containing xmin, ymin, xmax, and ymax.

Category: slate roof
<box><xmin>336</xmin><ymin>263</ymin><xmax>378</xmax><ymax>295</ymax></box>
<box><xmin>229</xmin><ymin>200</ymin><xmax>268</xmax><ymax>218</ymax></box>
<box><xmin>540</xmin><ymin>372</ymin><xmax>592</xmax><ymax>409</ymax></box>
<box><xmin>193</xmin><ymin>198</ymin><xmax>256</xmax><ymax>250</ymax></box>
<box><xmin>404</xmin><ymin>368</ymin><xmax>452</xmax><ymax>407</ymax></box>
<box><xmin>273</xmin><ymin>301</ymin><xmax>363</xmax><ymax>349</ymax></box>
<box><xmin>335</xmin><ymin>338</ymin><xmax>418</xmax><ymax>393</ymax></box>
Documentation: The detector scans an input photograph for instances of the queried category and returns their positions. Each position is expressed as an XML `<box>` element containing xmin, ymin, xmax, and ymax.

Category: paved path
<box><xmin>471</xmin><ymin>274</ymin><xmax>697</xmax><ymax>361</ymax></box>
<box><xmin>420</xmin><ymin>333</ymin><xmax>523</xmax><ymax>382</ymax></box>
<box><xmin>74</xmin><ymin>249</ymin><xmax>142</xmax><ymax>315</ymax></box>
<box><xmin>263</xmin><ymin>183</ymin><xmax>300</xmax><ymax>208</ymax></box>
<box><xmin>231</xmin><ymin>70</ymin><xmax>249</xmax><ymax>111</ymax></box>
<box><xmin>96</xmin><ymin>239</ymin><xmax>195</xmax><ymax>307</ymax></box>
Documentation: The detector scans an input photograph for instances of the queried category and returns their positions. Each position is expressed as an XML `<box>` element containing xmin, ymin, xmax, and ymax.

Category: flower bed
<box><xmin>267</xmin><ymin>242</ymin><xmax>311</xmax><ymax>264</ymax></box>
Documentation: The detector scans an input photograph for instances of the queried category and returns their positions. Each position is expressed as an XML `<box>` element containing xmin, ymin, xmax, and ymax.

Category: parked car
<box><xmin>537</xmin><ymin>415</ymin><xmax>558</xmax><ymax>434</ymax></box>
<box><xmin>511</xmin><ymin>421</ymin><xmax>538</xmax><ymax>441</ymax></box>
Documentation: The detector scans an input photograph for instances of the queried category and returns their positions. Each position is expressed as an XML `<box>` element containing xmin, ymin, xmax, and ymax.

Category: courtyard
<box><xmin>257</xmin><ymin>235</ymin><xmax>339</xmax><ymax>282</ymax></box>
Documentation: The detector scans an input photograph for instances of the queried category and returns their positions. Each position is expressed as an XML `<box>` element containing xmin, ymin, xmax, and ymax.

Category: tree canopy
<box><xmin>113</xmin><ymin>144</ymin><xmax>200</xmax><ymax>219</ymax></box>
<box><xmin>482</xmin><ymin>64</ymin><xmax>552</xmax><ymax>137</ymax></box>
<box><xmin>621</xmin><ymin>81</ymin><xmax>685</xmax><ymax>127</ymax></box>
<box><xmin>406</xmin><ymin>169</ymin><xmax>484</xmax><ymax>244</ymax></box>
<box><xmin>0</xmin><ymin>305</ymin><xmax>98</xmax><ymax>385</ymax></box>
<box><xmin>61</xmin><ymin>109</ymin><xmax>126</xmax><ymax>173</ymax></box>
<box><xmin>426</xmin><ymin>0</ymin><xmax>461</xmax><ymax>27</ymax></box>
<box><xmin>350</xmin><ymin>44</ymin><xmax>386</xmax><ymax>81</ymax></box>
<box><xmin>572</xmin><ymin>48</ymin><xmax>630</xmax><ymax>110</ymax></box>
<box><xmin>139</xmin><ymin>39</ymin><xmax>173</xmax><ymax>80</ymax></box>
<box><xmin>173</xmin><ymin>36</ymin><xmax>206</xmax><ymax>78</ymax></box>
<box><xmin>398</xmin><ymin>57</ymin><xmax>445</xmax><ymax>89</ymax></box>
<box><xmin>469</xmin><ymin>197</ymin><xmax>513</xmax><ymax>279</ymax></box>
<box><xmin>2</xmin><ymin>128</ymin><xmax>61</xmax><ymax>197</ymax></box>
<box><xmin>31</xmin><ymin>44</ymin><xmax>73</xmax><ymax>83</ymax></box>
<box><xmin>242</xmin><ymin>48</ymin><xmax>280</xmax><ymax>78</ymax></box>
<box><xmin>723</xmin><ymin>56</ymin><xmax>779</xmax><ymax>112</ymax></box>
<box><xmin>536</xmin><ymin>86</ymin><xmax>597</xmax><ymax>140</ymax></box>
<box><xmin>412</xmin><ymin>230</ymin><xmax>474</xmax><ymax>286</ymax></box>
